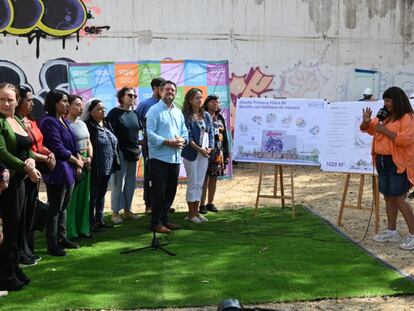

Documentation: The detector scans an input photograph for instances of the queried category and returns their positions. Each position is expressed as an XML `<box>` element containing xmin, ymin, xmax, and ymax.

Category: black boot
<box><xmin>206</xmin><ymin>204</ymin><xmax>219</xmax><ymax>212</ymax></box>
<box><xmin>199</xmin><ymin>205</ymin><xmax>208</xmax><ymax>214</ymax></box>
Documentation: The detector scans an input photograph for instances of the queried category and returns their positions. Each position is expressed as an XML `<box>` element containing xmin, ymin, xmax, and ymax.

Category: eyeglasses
<box><xmin>126</xmin><ymin>94</ymin><xmax>137</xmax><ymax>99</ymax></box>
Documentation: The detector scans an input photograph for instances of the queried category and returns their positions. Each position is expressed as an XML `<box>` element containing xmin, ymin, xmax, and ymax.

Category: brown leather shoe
<box><xmin>151</xmin><ymin>225</ymin><xmax>171</xmax><ymax>234</ymax></box>
<box><xmin>165</xmin><ymin>223</ymin><xmax>181</xmax><ymax>230</ymax></box>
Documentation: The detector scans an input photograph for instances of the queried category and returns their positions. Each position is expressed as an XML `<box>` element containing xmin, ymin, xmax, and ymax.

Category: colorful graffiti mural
<box><xmin>0</xmin><ymin>0</ymin><xmax>111</xmax><ymax>57</ymax></box>
<box><xmin>229</xmin><ymin>67</ymin><xmax>274</xmax><ymax>106</ymax></box>
<box><xmin>229</xmin><ymin>67</ymin><xmax>274</xmax><ymax>133</ymax></box>
<box><xmin>0</xmin><ymin>58</ymin><xmax>74</xmax><ymax>119</ymax></box>
<box><xmin>0</xmin><ymin>0</ymin><xmax>87</xmax><ymax>36</ymax></box>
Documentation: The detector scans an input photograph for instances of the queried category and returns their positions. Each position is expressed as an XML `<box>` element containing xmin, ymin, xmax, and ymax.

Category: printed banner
<box><xmin>233</xmin><ymin>98</ymin><xmax>326</xmax><ymax>166</ymax></box>
<box><xmin>320</xmin><ymin>100</ymin><xmax>383</xmax><ymax>173</ymax></box>
<box><xmin>68</xmin><ymin>59</ymin><xmax>232</xmax><ymax>178</ymax></box>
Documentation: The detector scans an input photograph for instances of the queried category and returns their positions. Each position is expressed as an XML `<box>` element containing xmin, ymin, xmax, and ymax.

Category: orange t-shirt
<box><xmin>361</xmin><ymin>113</ymin><xmax>414</xmax><ymax>184</ymax></box>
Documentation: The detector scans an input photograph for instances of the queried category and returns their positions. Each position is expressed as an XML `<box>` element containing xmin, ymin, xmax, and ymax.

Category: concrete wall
<box><xmin>0</xmin><ymin>0</ymin><xmax>413</xmax><ymax>108</ymax></box>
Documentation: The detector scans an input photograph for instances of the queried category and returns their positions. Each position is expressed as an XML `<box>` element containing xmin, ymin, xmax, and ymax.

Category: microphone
<box><xmin>376</xmin><ymin>106</ymin><xmax>389</xmax><ymax>123</ymax></box>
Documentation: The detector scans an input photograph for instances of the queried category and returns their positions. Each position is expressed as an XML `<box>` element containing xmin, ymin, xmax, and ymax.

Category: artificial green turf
<box><xmin>4</xmin><ymin>207</ymin><xmax>414</xmax><ymax>310</ymax></box>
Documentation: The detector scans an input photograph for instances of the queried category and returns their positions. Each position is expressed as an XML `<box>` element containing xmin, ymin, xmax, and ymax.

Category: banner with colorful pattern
<box><xmin>68</xmin><ymin>60</ymin><xmax>232</xmax><ymax>177</ymax></box>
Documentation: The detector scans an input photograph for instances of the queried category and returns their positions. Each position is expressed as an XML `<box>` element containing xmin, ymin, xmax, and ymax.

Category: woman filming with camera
<box><xmin>360</xmin><ymin>86</ymin><xmax>414</xmax><ymax>250</ymax></box>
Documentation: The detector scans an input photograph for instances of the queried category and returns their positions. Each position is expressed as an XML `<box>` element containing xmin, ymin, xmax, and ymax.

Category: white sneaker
<box><xmin>111</xmin><ymin>213</ymin><xmax>124</xmax><ymax>224</ymax></box>
<box><xmin>373</xmin><ymin>229</ymin><xmax>401</xmax><ymax>243</ymax></box>
<box><xmin>400</xmin><ymin>233</ymin><xmax>414</xmax><ymax>250</ymax></box>
<box><xmin>185</xmin><ymin>216</ymin><xmax>202</xmax><ymax>224</ymax></box>
<box><xmin>198</xmin><ymin>215</ymin><xmax>208</xmax><ymax>222</ymax></box>
<box><xmin>0</xmin><ymin>291</ymin><xmax>8</xmax><ymax>297</ymax></box>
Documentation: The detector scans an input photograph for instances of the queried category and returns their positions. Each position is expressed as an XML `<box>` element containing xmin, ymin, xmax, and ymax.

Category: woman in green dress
<box><xmin>66</xmin><ymin>95</ymin><xmax>93</xmax><ymax>240</ymax></box>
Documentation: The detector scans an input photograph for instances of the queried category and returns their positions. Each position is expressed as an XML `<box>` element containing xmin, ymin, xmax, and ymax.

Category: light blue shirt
<box><xmin>146</xmin><ymin>100</ymin><xmax>189</xmax><ymax>164</ymax></box>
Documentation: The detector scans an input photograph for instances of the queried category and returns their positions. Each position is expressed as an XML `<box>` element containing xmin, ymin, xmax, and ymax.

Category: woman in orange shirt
<box><xmin>360</xmin><ymin>86</ymin><xmax>414</xmax><ymax>250</ymax></box>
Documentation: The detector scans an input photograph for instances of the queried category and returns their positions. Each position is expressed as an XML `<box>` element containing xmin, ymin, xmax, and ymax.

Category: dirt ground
<box><xmin>38</xmin><ymin>163</ymin><xmax>414</xmax><ymax>310</ymax></box>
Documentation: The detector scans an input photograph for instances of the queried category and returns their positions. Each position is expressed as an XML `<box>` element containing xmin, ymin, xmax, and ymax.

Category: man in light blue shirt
<box><xmin>146</xmin><ymin>80</ymin><xmax>188</xmax><ymax>233</ymax></box>
<box><xmin>135</xmin><ymin>77</ymin><xmax>165</xmax><ymax>215</ymax></box>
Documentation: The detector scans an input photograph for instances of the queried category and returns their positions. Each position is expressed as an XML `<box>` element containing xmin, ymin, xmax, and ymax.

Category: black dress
<box><xmin>0</xmin><ymin>133</ymin><xmax>33</xmax><ymax>290</ymax></box>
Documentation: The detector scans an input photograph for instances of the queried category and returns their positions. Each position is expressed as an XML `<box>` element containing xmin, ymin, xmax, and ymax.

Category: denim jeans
<box><xmin>111</xmin><ymin>151</ymin><xmax>137</xmax><ymax>213</ymax></box>
<box><xmin>90</xmin><ymin>174</ymin><xmax>111</xmax><ymax>225</ymax></box>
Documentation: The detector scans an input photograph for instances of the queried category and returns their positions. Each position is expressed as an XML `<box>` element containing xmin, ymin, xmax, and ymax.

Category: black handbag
<box><xmin>31</xmin><ymin>183</ymin><xmax>48</xmax><ymax>232</ymax></box>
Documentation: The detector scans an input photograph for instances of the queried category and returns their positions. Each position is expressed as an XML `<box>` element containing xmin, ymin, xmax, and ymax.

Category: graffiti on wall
<box><xmin>229</xmin><ymin>62</ymin><xmax>330</xmax><ymax>132</ymax></box>
<box><xmin>78</xmin><ymin>0</ymin><xmax>110</xmax><ymax>45</ymax></box>
<box><xmin>277</xmin><ymin>61</ymin><xmax>329</xmax><ymax>99</ymax></box>
<box><xmin>229</xmin><ymin>62</ymin><xmax>329</xmax><ymax>106</ymax></box>
<box><xmin>378</xmin><ymin>71</ymin><xmax>414</xmax><ymax>96</ymax></box>
<box><xmin>0</xmin><ymin>0</ymin><xmax>109</xmax><ymax>57</ymax></box>
<box><xmin>229</xmin><ymin>67</ymin><xmax>274</xmax><ymax>107</ymax></box>
<box><xmin>229</xmin><ymin>67</ymin><xmax>274</xmax><ymax>133</ymax></box>
<box><xmin>0</xmin><ymin>58</ymin><xmax>75</xmax><ymax>119</ymax></box>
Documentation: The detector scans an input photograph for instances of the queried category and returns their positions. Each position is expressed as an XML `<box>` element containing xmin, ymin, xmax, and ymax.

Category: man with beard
<box><xmin>146</xmin><ymin>81</ymin><xmax>188</xmax><ymax>233</ymax></box>
<box><xmin>135</xmin><ymin>77</ymin><xmax>165</xmax><ymax>215</ymax></box>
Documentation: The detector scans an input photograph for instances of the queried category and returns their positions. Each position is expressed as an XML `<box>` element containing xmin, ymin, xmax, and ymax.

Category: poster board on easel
<box><xmin>318</xmin><ymin>100</ymin><xmax>384</xmax><ymax>233</ymax></box>
<box><xmin>233</xmin><ymin>97</ymin><xmax>326</xmax><ymax>216</ymax></box>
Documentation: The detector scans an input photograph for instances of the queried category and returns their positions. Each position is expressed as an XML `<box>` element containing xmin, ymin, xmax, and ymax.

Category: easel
<box><xmin>255</xmin><ymin>164</ymin><xmax>295</xmax><ymax>218</ymax></box>
<box><xmin>337</xmin><ymin>173</ymin><xmax>380</xmax><ymax>233</ymax></box>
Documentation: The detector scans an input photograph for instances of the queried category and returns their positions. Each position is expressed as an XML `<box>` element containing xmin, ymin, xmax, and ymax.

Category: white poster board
<box><xmin>319</xmin><ymin>100</ymin><xmax>383</xmax><ymax>173</ymax></box>
<box><xmin>233</xmin><ymin>98</ymin><xmax>326</xmax><ymax>165</ymax></box>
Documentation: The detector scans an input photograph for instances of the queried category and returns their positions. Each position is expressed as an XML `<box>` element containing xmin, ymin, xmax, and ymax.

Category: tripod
<box><xmin>120</xmin><ymin>232</ymin><xmax>176</xmax><ymax>256</ymax></box>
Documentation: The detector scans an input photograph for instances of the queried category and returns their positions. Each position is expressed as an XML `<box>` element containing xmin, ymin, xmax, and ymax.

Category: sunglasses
<box><xmin>126</xmin><ymin>93</ymin><xmax>137</xmax><ymax>99</ymax></box>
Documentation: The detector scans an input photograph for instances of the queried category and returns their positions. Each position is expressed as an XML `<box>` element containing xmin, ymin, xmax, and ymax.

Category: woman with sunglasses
<box><xmin>106</xmin><ymin>87</ymin><xmax>141</xmax><ymax>224</ymax></box>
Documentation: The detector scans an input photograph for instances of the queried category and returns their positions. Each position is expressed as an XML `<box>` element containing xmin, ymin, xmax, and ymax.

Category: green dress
<box><xmin>66</xmin><ymin>119</ymin><xmax>91</xmax><ymax>240</ymax></box>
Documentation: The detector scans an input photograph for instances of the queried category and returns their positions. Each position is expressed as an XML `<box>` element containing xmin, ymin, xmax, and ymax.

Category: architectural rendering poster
<box><xmin>233</xmin><ymin>97</ymin><xmax>326</xmax><ymax>166</ymax></box>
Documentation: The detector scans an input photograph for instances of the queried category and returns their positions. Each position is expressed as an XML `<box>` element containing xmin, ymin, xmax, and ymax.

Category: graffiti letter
<box><xmin>6</xmin><ymin>0</ymin><xmax>44</xmax><ymax>35</ymax></box>
<box><xmin>0</xmin><ymin>0</ymin><xmax>13</xmax><ymax>32</ymax></box>
<box><xmin>38</xmin><ymin>0</ymin><xmax>87</xmax><ymax>37</ymax></box>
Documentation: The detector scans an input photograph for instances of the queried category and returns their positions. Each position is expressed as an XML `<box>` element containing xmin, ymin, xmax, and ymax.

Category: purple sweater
<box><xmin>39</xmin><ymin>116</ymin><xmax>79</xmax><ymax>185</ymax></box>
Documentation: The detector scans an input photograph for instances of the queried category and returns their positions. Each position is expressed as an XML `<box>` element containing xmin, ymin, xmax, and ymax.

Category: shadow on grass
<box><xmin>4</xmin><ymin>207</ymin><xmax>414</xmax><ymax>311</ymax></box>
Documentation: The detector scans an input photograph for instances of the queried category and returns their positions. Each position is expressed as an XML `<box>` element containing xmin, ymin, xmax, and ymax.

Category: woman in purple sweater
<box><xmin>39</xmin><ymin>90</ymin><xmax>84</xmax><ymax>257</ymax></box>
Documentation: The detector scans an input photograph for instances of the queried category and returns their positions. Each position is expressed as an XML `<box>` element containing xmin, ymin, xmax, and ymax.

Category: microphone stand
<box><xmin>120</xmin><ymin>231</ymin><xmax>176</xmax><ymax>256</ymax></box>
<box><xmin>121</xmin><ymin>118</ymin><xmax>176</xmax><ymax>257</ymax></box>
